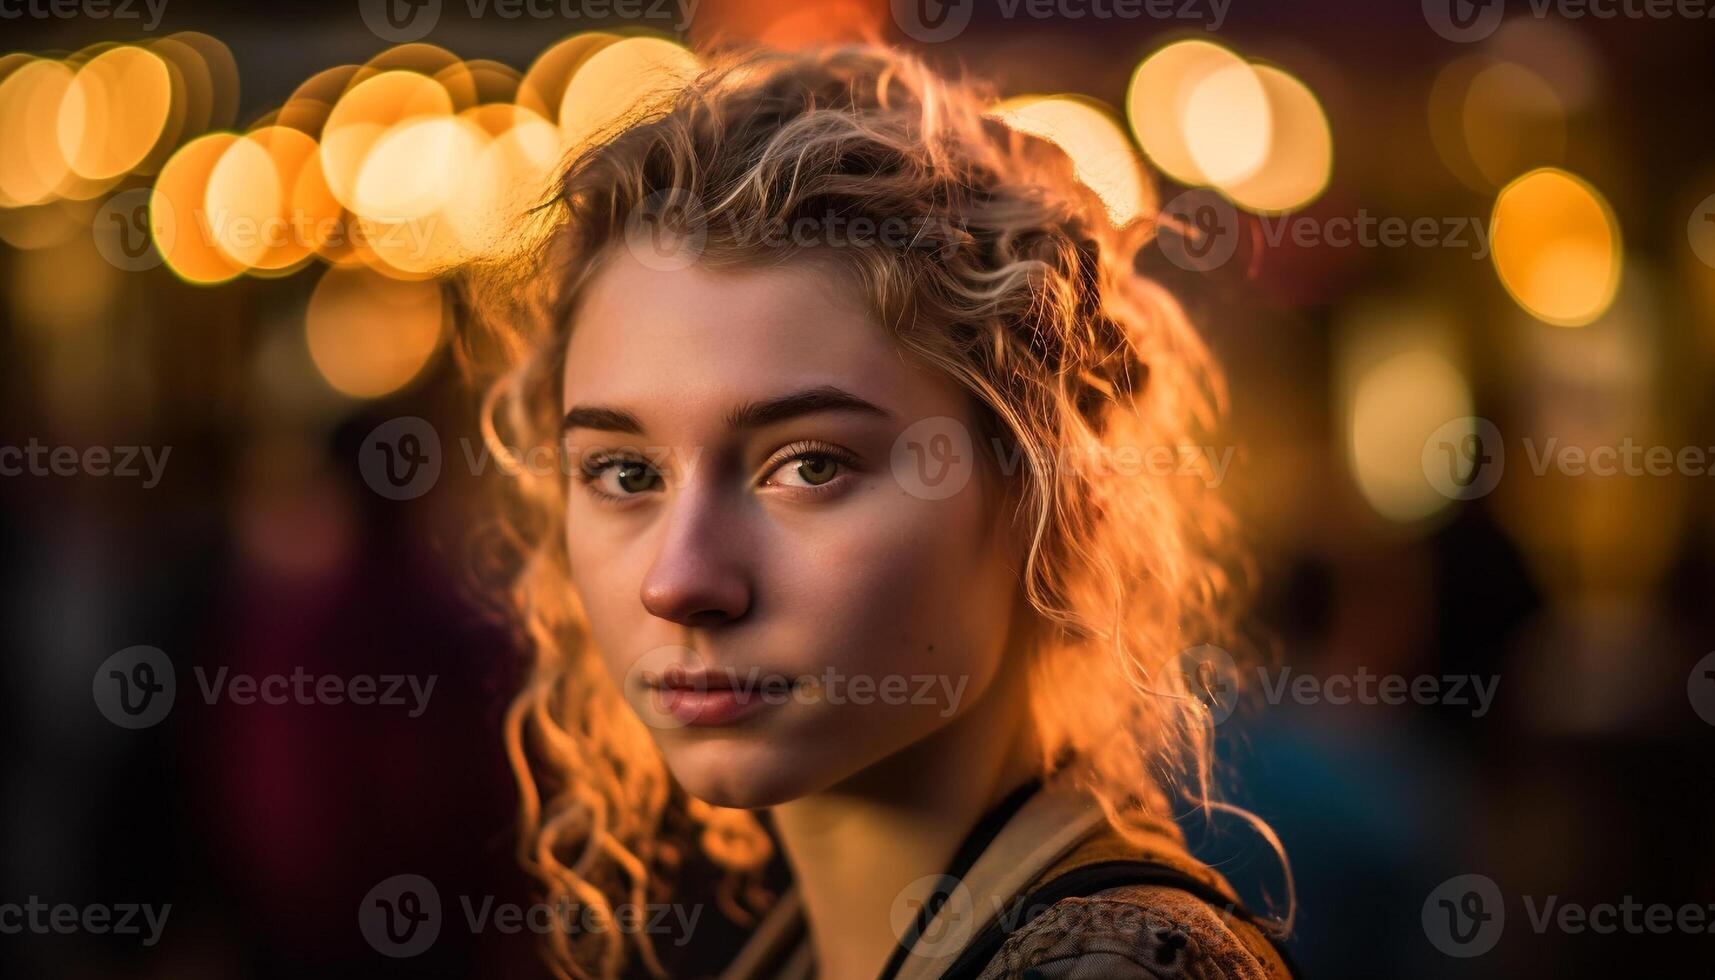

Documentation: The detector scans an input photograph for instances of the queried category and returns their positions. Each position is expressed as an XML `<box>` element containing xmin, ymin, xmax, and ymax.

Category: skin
<box><xmin>560</xmin><ymin>246</ymin><xmax>1043</xmax><ymax>980</ymax></box>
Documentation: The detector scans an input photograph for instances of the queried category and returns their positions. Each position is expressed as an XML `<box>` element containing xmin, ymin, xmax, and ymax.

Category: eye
<box><xmin>764</xmin><ymin>442</ymin><xmax>857</xmax><ymax>491</ymax></box>
<box><xmin>794</xmin><ymin>456</ymin><xmax>840</xmax><ymax>486</ymax></box>
<box><xmin>578</xmin><ymin>453</ymin><xmax>663</xmax><ymax>500</ymax></box>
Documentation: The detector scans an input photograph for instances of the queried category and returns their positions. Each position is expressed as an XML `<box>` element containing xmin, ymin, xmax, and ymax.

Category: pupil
<box><xmin>618</xmin><ymin>463</ymin><xmax>653</xmax><ymax>493</ymax></box>
<box><xmin>799</xmin><ymin>457</ymin><xmax>836</xmax><ymax>485</ymax></box>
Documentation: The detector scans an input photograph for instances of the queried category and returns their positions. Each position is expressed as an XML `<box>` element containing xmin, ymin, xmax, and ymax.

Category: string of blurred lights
<box><xmin>0</xmin><ymin>24</ymin><xmax>1658</xmax><ymax>548</ymax></box>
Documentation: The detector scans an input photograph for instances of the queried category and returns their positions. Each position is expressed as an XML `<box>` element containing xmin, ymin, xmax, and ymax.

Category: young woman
<box><xmin>464</xmin><ymin>44</ymin><xmax>1294</xmax><ymax>980</ymax></box>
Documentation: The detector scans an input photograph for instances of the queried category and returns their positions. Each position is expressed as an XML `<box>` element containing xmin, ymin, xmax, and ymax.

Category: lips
<box><xmin>644</xmin><ymin>665</ymin><xmax>794</xmax><ymax>693</ymax></box>
<box><xmin>640</xmin><ymin>665</ymin><xmax>798</xmax><ymax>727</ymax></box>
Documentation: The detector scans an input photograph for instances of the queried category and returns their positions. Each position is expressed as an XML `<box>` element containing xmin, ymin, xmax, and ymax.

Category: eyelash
<box><xmin>573</xmin><ymin>440</ymin><xmax>859</xmax><ymax>504</ymax></box>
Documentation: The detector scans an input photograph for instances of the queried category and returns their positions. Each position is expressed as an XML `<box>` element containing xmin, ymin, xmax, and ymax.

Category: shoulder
<box><xmin>973</xmin><ymin>883</ymin><xmax>1291</xmax><ymax>980</ymax></box>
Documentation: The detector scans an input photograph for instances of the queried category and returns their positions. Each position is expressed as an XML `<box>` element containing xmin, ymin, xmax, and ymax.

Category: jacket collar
<box><xmin>717</xmin><ymin>767</ymin><xmax>1114</xmax><ymax>980</ymax></box>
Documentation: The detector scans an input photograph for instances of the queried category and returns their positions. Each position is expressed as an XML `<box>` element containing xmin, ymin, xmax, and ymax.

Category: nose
<box><xmin>639</xmin><ymin>483</ymin><xmax>753</xmax><ymax>627</ymax></box>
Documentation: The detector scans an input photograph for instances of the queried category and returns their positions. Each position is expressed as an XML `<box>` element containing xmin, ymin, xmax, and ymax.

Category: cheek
<box><xmin>779</xmin><ymin>481</ymin><xmax>1015</xmax><ymax>686</ymax></box>
<box><xmin>563</xmin><ymin>515</ymin><xmax>649</xmax><ymax>681</ymax></box>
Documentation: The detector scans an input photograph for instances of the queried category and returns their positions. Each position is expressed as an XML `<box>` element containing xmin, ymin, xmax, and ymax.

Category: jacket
<box><xmin>716</xmin><ymin>770</ymin><xmax>1295</xmax><ymax>980</ymax></box>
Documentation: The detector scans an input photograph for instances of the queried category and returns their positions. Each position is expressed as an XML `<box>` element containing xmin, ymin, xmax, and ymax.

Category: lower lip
<box><xmin>651</xmin><ymin>687</ymin><xmax>786</xmax><ymax>727</ymax></box>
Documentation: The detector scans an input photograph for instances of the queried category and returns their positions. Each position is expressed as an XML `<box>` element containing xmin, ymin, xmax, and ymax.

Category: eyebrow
<box><xmin>561</xmin><ymin>384</ymin><xmax>894</xmax><ymax>435</ymax></box>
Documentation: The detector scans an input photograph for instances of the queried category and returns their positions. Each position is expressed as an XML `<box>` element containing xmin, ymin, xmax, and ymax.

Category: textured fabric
<box><xmin>716</xmin><ymin>774</ymin><xmax>1293</xmax><ymax>980</ymax></box>
<box><xmin>965</xmin><ymin>820</ymin><xmax>1293</xmax><ymax>980</ymax></box>
<box><xmin>972</xmin><ymin>884</ymin><xmax>1290</xmax><ymax>980</ymax></box>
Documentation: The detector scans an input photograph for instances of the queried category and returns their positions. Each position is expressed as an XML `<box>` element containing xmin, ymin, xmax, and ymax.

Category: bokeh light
<box><xmin>319</xmin><ymin>70</ymin><xmax>455</xmax><ymax>216</ymax></box>
<box><xmin>991</xmin><ymin>95</ymin><xmax>1150</xmax><ymax>227</ymax></box>
<box><xmin>1221</xmin><ymin>65</ymin><xmax>1333</xmax><ymax>214</ymax></box>
<box><xmin>205</xmin><ymin>125</ymin><xmax>323</xmax><ymax>272</ymax></box>
<box><xmin>1463</xmin><ymin>61</ymin><xmax>1566</xmax><ymax>189</ymax></box>
<box><xmin>58</xmin><ymin>46</ymin><xmax>174</xmax><ymax>182</ymax></box>
<box><xmin>152</xmin><ymin>130</ymin><xmax>245</xmax><ymax>285</ymax></box>
<box><xmin>1347</xmin><ymin>343</ymin><xmax>1473</xmax><ymax>524</ymax></box>
<box><xmin>1127</xmin><ymin>39</ymin><xmax>1330</xmax><ymax>213</ymax></box>
<box><xmin>557</xmin><ymin>36</ymin><xmax>698</xmax><ymax>150</ymax></box>
<box><xmin>1490</xmin><ymin>167</ymin><xmax>1622</xmax><ymax>327</ymax></box>
<box><xmin>1128</xmin><ymin>39</ymin><xmax>1252</xmax><ymax>189</ymax></box>
<box><xmin>0</xmin><ymin>58</ymin><xmax>76</xmax><ymax>206</ymax></box>
<box><xmin>517</xmin><ymin>32</ymin><xmax>618</xmax><ymax>122</ymax></box>
<box><xmin>1181</xmin><ymin>59</ymin><xmax>1271</xmax><ymax>187</ymax></box>
<box><xmin>305</xmin><ymin>264</ymin><xmax>446</xmax><ymax>398</ymax></box>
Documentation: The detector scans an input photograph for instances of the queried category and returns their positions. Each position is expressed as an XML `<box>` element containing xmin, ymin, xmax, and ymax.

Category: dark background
<box><xmin>3</xmin><ymin>0</ymin><xmax>1713</xmax><ymax>976</ymax></box>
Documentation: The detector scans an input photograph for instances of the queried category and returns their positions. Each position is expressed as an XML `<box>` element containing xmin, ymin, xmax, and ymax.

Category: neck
<box><xmin>769</xmin><ymin>654</ymin><xmax>1041</xmax><ymax>980</ymax></box>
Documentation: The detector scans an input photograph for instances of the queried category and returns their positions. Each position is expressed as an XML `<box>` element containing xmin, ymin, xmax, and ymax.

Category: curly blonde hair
<box><xmin>460</xmin><ymin>42</ymin><xmax>1281</xmax><ymax>980</ymax></box>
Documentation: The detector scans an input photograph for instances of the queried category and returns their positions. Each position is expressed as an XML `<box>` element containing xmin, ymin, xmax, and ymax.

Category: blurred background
<box><xmin>2</xmin><ymin>0</ymin><xmax>1712</xmax><ymax>976</ymax></box>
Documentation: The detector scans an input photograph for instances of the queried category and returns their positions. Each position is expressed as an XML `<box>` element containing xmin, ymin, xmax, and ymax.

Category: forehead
<box><xmin>561</xmin><ymin>248</ymin><xmax>916</xmax><ymax>416</ymax></box>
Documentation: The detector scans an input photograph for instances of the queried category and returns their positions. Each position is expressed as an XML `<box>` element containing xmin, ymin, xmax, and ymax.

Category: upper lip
<box><xmin>644</xmin><ymin>666</ymin><xmax>795</xmax><ymax>692</ymax></box>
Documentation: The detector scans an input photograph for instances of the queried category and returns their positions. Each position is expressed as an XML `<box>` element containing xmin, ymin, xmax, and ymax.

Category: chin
<box><xmin>658</xmin><ymin>736</ymin><xmax>854</xmax><ymax>809</ymax></box>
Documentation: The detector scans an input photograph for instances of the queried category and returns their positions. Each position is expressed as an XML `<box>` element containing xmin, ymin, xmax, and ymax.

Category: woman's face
<box><xmin>560</xmin><ymin>246</ymin><xmax>1024</xmax><ymax>808</ymax></box>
